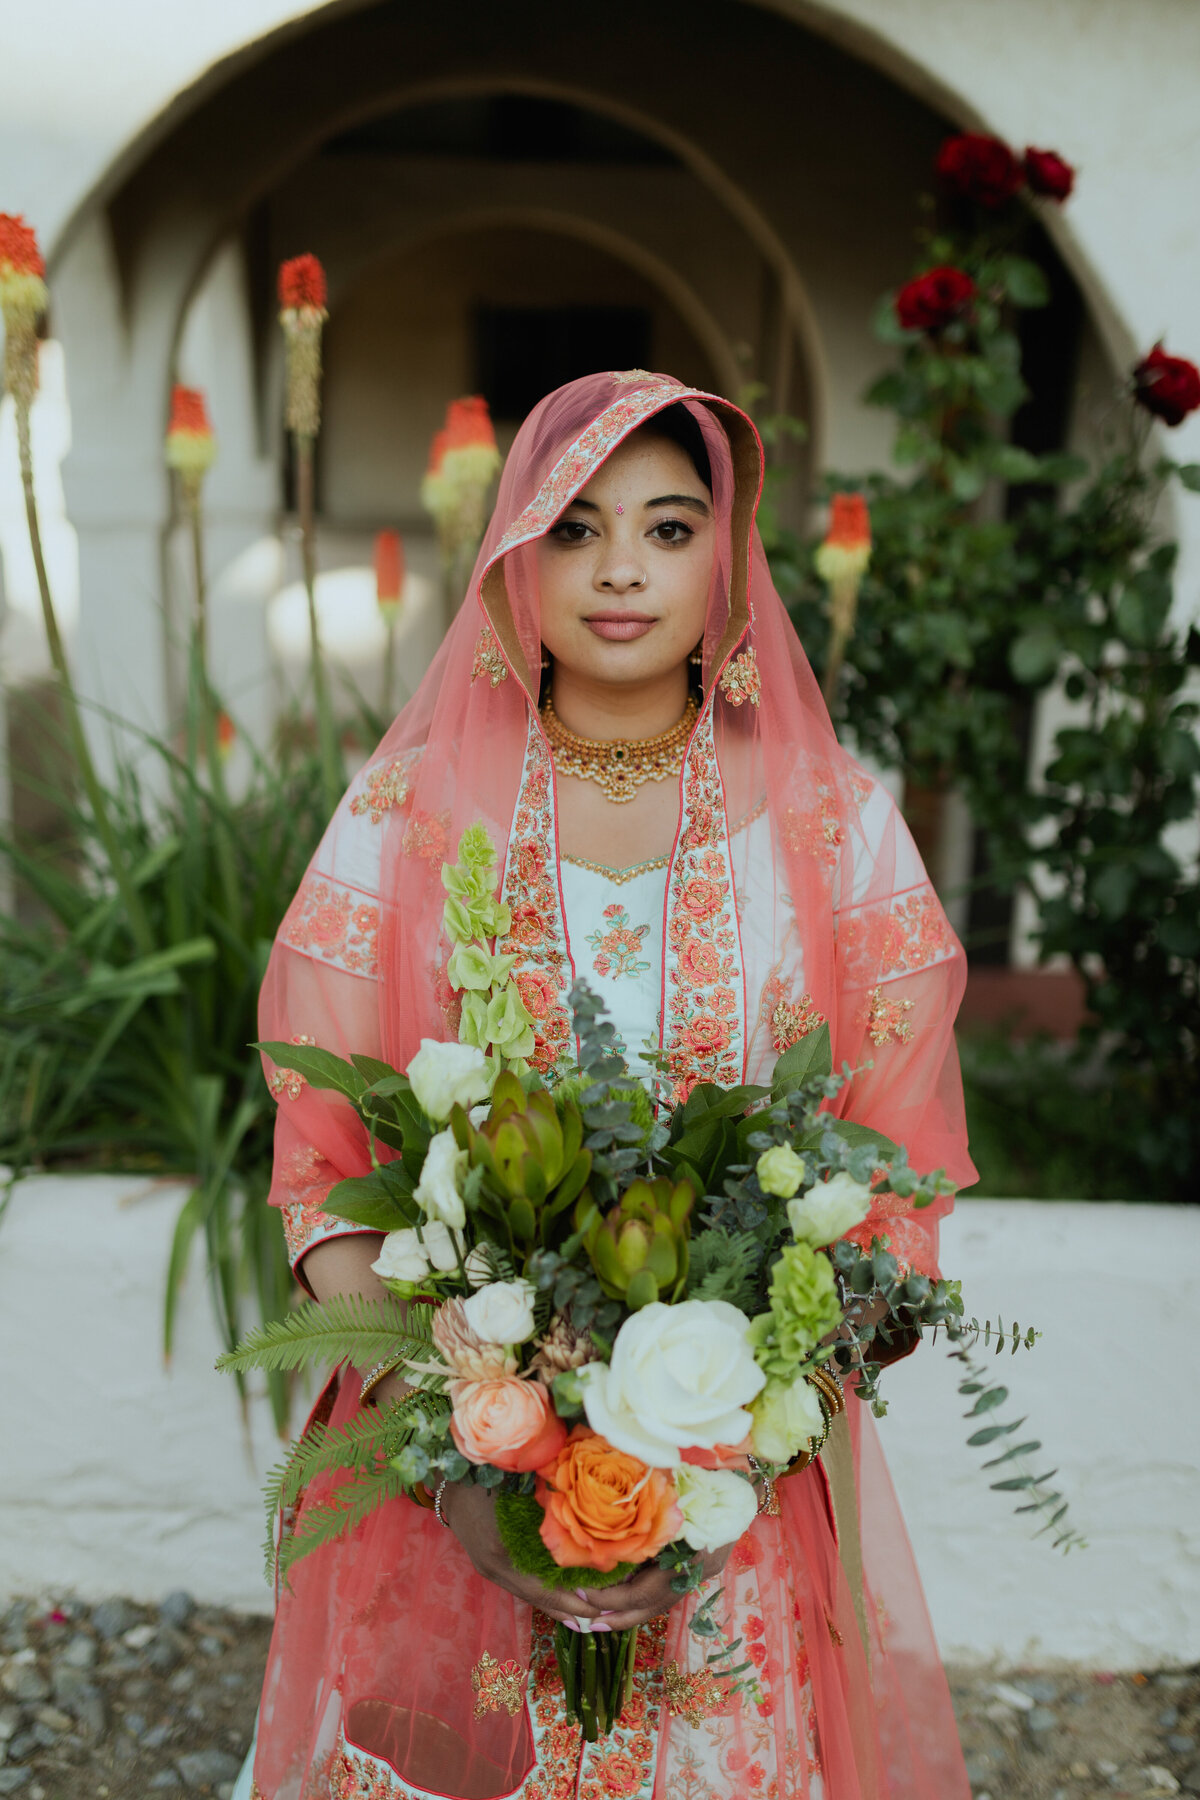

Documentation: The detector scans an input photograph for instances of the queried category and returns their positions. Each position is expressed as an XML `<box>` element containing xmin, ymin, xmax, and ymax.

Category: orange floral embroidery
<box><xmin>402</xmin><ymin>809</ymin><xmax>450</xmax><ymax>862</ymax></box>
<box><xmin>349</xmin><ymin>756</ymin><xmax>415</xmax><ymax>823</ymax></box>
<box><xmin>663</xmin><ymin>708</ymin><xmax>743</xmax><ymax>1103</ymax></box>
<box><xmin>782</xmin><ymin>792</ymin><xmax>845</xmax><ymax>866</ymax></box>
<box><xmin>280</xmin><ymin>878</ymin><xmax>380</xmax><ymax>977</ymax></box>
<box><xmin>840</xmin><ymin>886</ymin><xmax>953</xmax><ymax>978</ymax></box>
<box><xmin>471</xmin><ymin>624</ymin><xmax>509</xmax><ymax>686</ymax></box>
<box><xmin>760</xmin><ymin>976</ymin><xmax>826</xmax><ymax>1055</ymax></box>
<box><xmin>865</xmin><ymin>984</ymin><xmax>914</xmax><ymax>1046</ymax></box>
<box><xmin>497</xmin><ymin>727</ymin><xmax>571</xmax><ymax>1074</ymax></box>
<box><xmin>587</xmin><ymin>902</ymin><xmax>651</xmax><ymax>981</ymax></box>
<box><xmin>472</xmin><ymin>1650</ymin><xmax>526</xmax><ymax>1718</ymax></box>
<box><xmin>718</xmin><ymin>646</ymin><xmax>761</xmax><ymax>707</ymax></box>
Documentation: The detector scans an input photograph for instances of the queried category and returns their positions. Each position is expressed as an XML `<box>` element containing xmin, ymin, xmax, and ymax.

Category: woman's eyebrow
<box><xmin>644</xmin><ymin>493</ymin><xmax>710</xmax><ymax>515</ymax></box>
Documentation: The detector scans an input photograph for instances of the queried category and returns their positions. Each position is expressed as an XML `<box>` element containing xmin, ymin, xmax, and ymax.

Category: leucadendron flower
<box><xmin>413</xmin><ymin>1128</ymin><xmax>469</xmax><ymax>1229</ymax></box>
<box><xmin>406</xmin><ymin>1039</ymin><xmax>493</xmax><ymax>1123</ymax></box>
<box><xmin>747</xmin><ymin>1242</ymin><xmax>843</xmax><ymax>1379</ymax></box>
<box><xmin>787</xmin><ymin>1171</ymin><xmax>872</xmax><ymax>1249</ymax></box>
<box><xmin>674</xmin><ymin>1464</ymin><xmax>758</xmax><ymax>1552</ymax></box>
<box><xmin>756</xmin><ymin>1144</ymin><xmax>807</xmax><ymax>1199</ymax></box>
<box><xmin>749</xmin><ymin>1373</ymin><xmax>827</xmax><ymax>1465</ymax></box>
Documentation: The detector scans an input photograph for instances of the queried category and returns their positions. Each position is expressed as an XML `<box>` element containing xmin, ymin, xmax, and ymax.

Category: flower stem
<box><xmin>294</xmin><ymin>432</ymin><xmax>342</xmax><ymax>817</ymax></box>
<box><xmin>15</xmin><ymin>392</ymin><xmax>153</xmax><ymax>955</ymax></box>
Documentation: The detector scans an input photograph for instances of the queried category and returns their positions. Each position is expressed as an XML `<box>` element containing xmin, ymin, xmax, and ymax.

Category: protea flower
<box><xmin>0</xmin><ymin>213</ymin><xmax>48</xmax><ymax>413</ymax></box>
<box><xmin>278</xmin><ymin>253</ymin><xmax>328</xmax><ymax>439</ymax></box>
<box><xmin>578</xmin><ymin>1176</ymin><xmax>694</xmax><ymax>1309</ymax></box>
<box><xmin>374</xmin><ymin>529</ymin><xmax>405</xmax><ymax>625</ymax></box>
<box><xmin>432</xmin><ymin>1296</ymin><xmax>516</xmax><ymax>1381</ymax></box>
<box><xmin>815</xmin><ymin>492</ymin><xmax>871</xmax><ymax>705</ymax></box>
<box><xmin>165</xmin><ymin>384</ymin><xmax>217</xmax><ymax>485</ymax></box>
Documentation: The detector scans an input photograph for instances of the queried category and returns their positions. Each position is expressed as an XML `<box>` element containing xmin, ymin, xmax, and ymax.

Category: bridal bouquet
<box><xmin>221</xmin><ymin>825</ymin><xmax>1079</xmax><ymax>1740</ymax></box>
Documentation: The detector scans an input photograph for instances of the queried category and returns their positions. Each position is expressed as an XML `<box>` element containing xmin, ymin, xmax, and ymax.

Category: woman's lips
<box><xmin>584</xmin><ymin>613</ymin><xmax>656</xmax><ymax>641</ymax></box>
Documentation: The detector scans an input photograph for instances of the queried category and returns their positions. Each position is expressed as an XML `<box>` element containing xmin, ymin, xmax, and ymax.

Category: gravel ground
<box><xmin>1</xmin><ymin>1595</ymin><xmax>1196</xmax><ymax>1797</ymax></box>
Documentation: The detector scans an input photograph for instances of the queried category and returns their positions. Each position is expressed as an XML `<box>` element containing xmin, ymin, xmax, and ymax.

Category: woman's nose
<box><xmin>594</xmin><ymin>548</ymin><xmax>647</xmax><ymax>593</ymax></box>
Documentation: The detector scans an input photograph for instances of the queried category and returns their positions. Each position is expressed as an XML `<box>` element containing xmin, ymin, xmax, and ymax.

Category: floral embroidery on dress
<box><xmin>760</xmin><ymin>975</ymin><xmax>827</xmax><ymax>1055</ymax></box>
<box><xmin>267</xmin><ymin>1033</ymin><xmax>317</xmax><ymax>1100</ymax></box>
<box><xmin>663</xmin><ymin>1662</ymin><xmax>729</xmax><ymax>1726</ymax></box>
<box><xmin>471</xmin><ymin>624</ymin><xmax>509</xmax><ymax>686</ymax></box>
<box><xmin>588</xmin><ymin>903</ymin><xmax>651</xmax><ymax>981</ymax></box>
<box><xmin>496</xmin><ymin>724</ymin><xmax>572</xmax><ymax>1075</ymax></box>
<box><xmin>349</xmin><ymin>755</ymin><xmax>416</xmax><ymax>824</ymax></box>
<box><xmin>281</xmin><ymin>878</ymin><xmax>380</xmax><ymax>978</ymax></box>
<box><xmin>661</xmin><ymin>707</ymin><xmax>744</xmax><ymax>1104</ymax></box>
<box><xmin>472</xmin><ymin>1651</ymin><xmax>527</xmax><ymax>1718</ymax></box>
<box><xmin>402</xmin><ymin>810</ymin><xmax>451</xmax><ymax>863</ymax></box>
<box><xmin>839</xmin><ymin>885</ymin><xmax>953</xmax><ymax>978</ymax></box>
<box><xmin>865</xmin><ymin>984</ymin><xmax>914</xmax><ymax>1046</ymax></box>
<box><xmin>781</xmin><ymin>792</ymin><xmax>845</xmax><ymax>867</ymax></box>
<box><xmin>718</xmin><ymin>646</ymin><xmax>761</xmax><ymax>708</ymax></box>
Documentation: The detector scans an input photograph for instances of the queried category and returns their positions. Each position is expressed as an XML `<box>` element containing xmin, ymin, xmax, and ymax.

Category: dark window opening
<box><xmin>474</xmin><ymin>305</ymin><xmax>652</xmax><ymax>421</ymax></box>
<box><xmin>326</xmin><ymin>95</ymin><xmax>677</xmax><ymax>166</ymax></box>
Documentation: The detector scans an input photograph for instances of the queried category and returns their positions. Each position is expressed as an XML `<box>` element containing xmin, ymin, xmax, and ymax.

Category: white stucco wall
<box><xmin>1</xmin><ymin>1176</ymin><xmax>1196</xmax><ymax>1667</ymax></box>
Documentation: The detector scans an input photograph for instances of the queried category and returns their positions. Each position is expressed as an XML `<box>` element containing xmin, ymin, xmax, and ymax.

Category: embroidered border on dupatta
<box><xmin>278</xmin><ymin>875</ymin><xmax>381</xmax><ymax>980</ymax></box>
<box><xmin>495</xmin><ymin>719</ymin><xmax>575</xmax><ymax>1076</ymax></box>
<box><xmin>660</xmin><ymin>701</ymin><xmax>748</xmax><ymax>1106</ymax></box>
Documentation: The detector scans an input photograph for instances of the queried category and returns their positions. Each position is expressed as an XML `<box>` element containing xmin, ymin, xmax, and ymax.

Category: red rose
<box><xmin>935</xmin><ymin>133</ymin><xmax>1024</xmax><ymax>208</ymax></box>
<box><xmin>1133</xmin><ymin>343</ymin><xmax>1200</xmax><ymax>428</ymax></box>
<box><xmin>895</xmin><ymin>266</ymin><xmax>976</xmax><ymax>333</ymax></box>
<box><xmin>1023</xmin><ymin>147</ymin><xmax>1075</xmax><ymax>203</ymax></box>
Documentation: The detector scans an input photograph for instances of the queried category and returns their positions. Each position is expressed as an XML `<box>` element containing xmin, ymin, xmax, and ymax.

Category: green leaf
<box><xmin>1175</xmin><ymin>463</ymin><xmax>1200</xmax><ymax>493</ymax></box>
<box><xmin>824</xmin><ymin>1118</ymin><xmax>899</xmax><ymax>1159</ymax></box>
<box><xmin>771</xmin><ymin>1025</ymin><xmax>832</xmax><ymax>1096</ymax></box>
<box><xmin>323</xmin><ymin>1171</ymin><xmax>417</xmax><ymax>1231</ymax></box>
<box><xmin>1009</xmin><ymin>626</ymin><xmax>1061</xmax><ymax>686</ymax></box>
<box><xmin>998</xmin><ymin>255</ymin><xmax>1050</xmax><ymax>308</ymax></box>
<box><xmin>255</xmin><ymin>1040</ymin><xmax>368</xmax><ymax>1105</ymax></box>
<box><xmin>966</xmin><ymin>1385</ymin><xmax>1008</xmax><ymax>1416</ymax></box>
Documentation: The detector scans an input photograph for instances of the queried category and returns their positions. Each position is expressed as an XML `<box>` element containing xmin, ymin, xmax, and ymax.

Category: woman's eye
<box><xmin>549</xmin><ymin>519</ymin><xmax>594</xmax><ymax>543</ymax></box>
<box><xmin>649</xmin><ymin>518</ymin><xmax>694</xmax><ymax>544</ymax></box>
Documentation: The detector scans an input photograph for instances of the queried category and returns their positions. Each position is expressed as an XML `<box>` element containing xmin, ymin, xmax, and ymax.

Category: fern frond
<box><xmin>216</xmin><ymin>1293</ymin><xmax>425</xmax><ymax>1375</ymax></box>
<box><xmin>687</xmin><ymin>1227</ymin><xmax>762</xmax><ymax>1314</ymax></box>
<box><xmin>279</xmin><ymin>1463</ymin><xmax>411</xmax><ymax>1581</ymax></box>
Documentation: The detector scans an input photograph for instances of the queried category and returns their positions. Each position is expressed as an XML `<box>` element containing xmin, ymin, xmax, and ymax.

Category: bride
<box><xmin>243</xmin><ymin>370</ymin><xmax>976</xmax><ymax>1799</ymax></box>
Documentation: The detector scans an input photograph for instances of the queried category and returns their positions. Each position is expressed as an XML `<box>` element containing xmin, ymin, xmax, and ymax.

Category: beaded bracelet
<box><xmin>358</xmin><ymin>1352</ymin><xmax>408</xmax><ymax>1405</ymax></box>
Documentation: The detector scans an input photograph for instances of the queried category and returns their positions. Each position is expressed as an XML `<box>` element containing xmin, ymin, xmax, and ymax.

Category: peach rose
<box><xmin>536</xmin><ymin>1426</ymin><xmax>681</xmax><ymax>1573</ymax></box>
<box><xmin>450</xmin><ymin>1378</ymin><xmax>567</xmax><ymax>1472</ymax></box>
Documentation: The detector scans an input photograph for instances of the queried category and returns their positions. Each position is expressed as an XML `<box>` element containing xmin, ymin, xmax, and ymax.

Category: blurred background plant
<box><xmin>768</xmin><ymin>135</ymin><xmax>1200</xmax><ymax>1200</ymax></box>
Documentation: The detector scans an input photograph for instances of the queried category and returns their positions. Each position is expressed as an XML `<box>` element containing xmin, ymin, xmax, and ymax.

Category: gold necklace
<box><xmin>540</xmin><ymin>693</ymin><xmax>698</xmax><ymax>804</ymax></box>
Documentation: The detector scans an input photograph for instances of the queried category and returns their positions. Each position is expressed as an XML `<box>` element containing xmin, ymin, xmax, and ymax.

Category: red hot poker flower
<box><xmin>445</xmin><ymin>394</ymin><xmax>498</xmax><ymax>452</ymax></box>
<box><xmin>1133</xmin><ymin>343</ymin><xmax>1200</xmax><ymax>428</ymax></box>
<box><xmin>374</xmin><ymin>529</ymin><xmax>404</xmax><ymax>604</ymax></box>
<box><xmin>1023</xmin><ymin>147</ymin><xmax>1075</xmax><ymax>203</ymax></box>
<box><xmin>895</xmin><ymin>266</ymin><xmax>977</xmax><ymax>333</ymax></box>
<box><xmin>278</xmin><ymin>253</ymin><xmax>327</xmax><ymax>314</ymax></box>
<box><xmin>165</xmin><ymin>384</ymin><xmax>217</xmax><ymax>479</ymax></box>
<box><xmin>168</xmin><ymin>384</ymin><xmax>212</xmax><ymax>438</ymax></box>
<box><xmin>935</xmin><ymin>133</ymin><xmax>1025</xmax><ymax>209</ymax></box>
<box><xmin>0</xmin><ymin>213</ymin><xmax>45</xmax><ymax>279</ymax></box>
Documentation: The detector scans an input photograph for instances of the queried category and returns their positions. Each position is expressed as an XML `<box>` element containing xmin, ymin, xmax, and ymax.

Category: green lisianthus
<box><xmin>747</xmin><ymin>1241</ymin><xmax>843</xmax><ymax>1379</ymax></box>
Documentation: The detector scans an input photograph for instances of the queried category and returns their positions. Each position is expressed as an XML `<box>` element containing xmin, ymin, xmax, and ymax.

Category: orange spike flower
<box><xmin>216</xmin><ymin>711</ymin><xmax>236</xmax><ymax>760</ymax></box>
<box><xmin>278</xmin><ymin>253</ymin><xmax>327</xmax><ymax>316</ymax></box>
<box><xmin>814</xmin><ymin>492</ymin><xmax>871</xmax><ymax>584</ymax></box>
<box><xmin>0</xmin><ymin>213</ymin><xmax>49</xmax><ymax>411</ymax></box>
<box><xmin>374</xmin><ymin>529</ymin><xmax>405</xmax><ymax>622</ymax></box>
<box><xmin>165</xmin><ymin>383</ymin><xmax>217</xmax><ymax>479</ymax></box>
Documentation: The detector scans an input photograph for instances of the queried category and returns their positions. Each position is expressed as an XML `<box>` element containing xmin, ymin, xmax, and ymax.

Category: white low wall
<box><xmin>0</xmin><ymin>1178</ymin><xmax>1196</xmax><ymax>1666</ymax></box>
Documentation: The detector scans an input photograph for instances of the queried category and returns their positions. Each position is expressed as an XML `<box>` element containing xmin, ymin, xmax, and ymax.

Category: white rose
<box><xmin>406</xmin><ymin>1039</ymin><xmax>493</xmax><ymax>1123</ymax></box>
<box><xmin>462</xmin><ymin>1278</ymin><xmax>537</xmax><ymax>1346</ymax></box>
<box><xmin>414</xmin><ymin>1129</ymin><xmax>468</xmax><ymax>1229</ymax></box>
<box><xmin>748</xmin><ymin>1374</ymin><xmax>825</xmax><ymax>1465</ymax></box>
<box><xmin>787</xmin><ymin>1171</ymin><xmax>872</xmax><ymax>1249</ymax></box>
<box><xmin>578</xmin><ymin>1300</ymin><xmax>765</xmax><ymax>1467</ymax></box>
<box><xmin>371</xmin><ymin>1221</ymin><xmax>460</xmax><ymax>1284</ymax></box>
<box><xmin>674</xmin><ymin>1465</ymin><xmax>758</xmax><ymax>1552</ymax></box>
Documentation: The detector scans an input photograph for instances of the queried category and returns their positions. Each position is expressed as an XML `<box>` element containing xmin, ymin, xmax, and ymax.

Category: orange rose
<box><xmin>450</xmin><ymin>1378</ymin><xmax>567</xmax><ymax>1472</ymax></box>
<box><xmin>537</xmin><ymin>1426</ymin><xmax>681</xmax><ymax>1573</ymax></box>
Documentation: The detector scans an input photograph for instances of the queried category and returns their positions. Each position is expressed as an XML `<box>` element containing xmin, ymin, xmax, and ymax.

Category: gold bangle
<box><xmin>359</xmin><ymin>1352</ymin><xmax>407</xmax><ymax>1405</ymax></box>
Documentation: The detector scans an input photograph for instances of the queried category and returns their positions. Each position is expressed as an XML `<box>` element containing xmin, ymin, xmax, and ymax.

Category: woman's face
<box><xmin>535</xmin><ymin>432</ymin><xmax>713</xmax><ymax>690</ymax></box>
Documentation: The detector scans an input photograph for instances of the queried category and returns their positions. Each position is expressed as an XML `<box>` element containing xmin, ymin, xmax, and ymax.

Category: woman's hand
<box><xmin>441</xmin><ymin>1483</ymin><xmax>733</xmax><ymax>1631</ymax></box>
